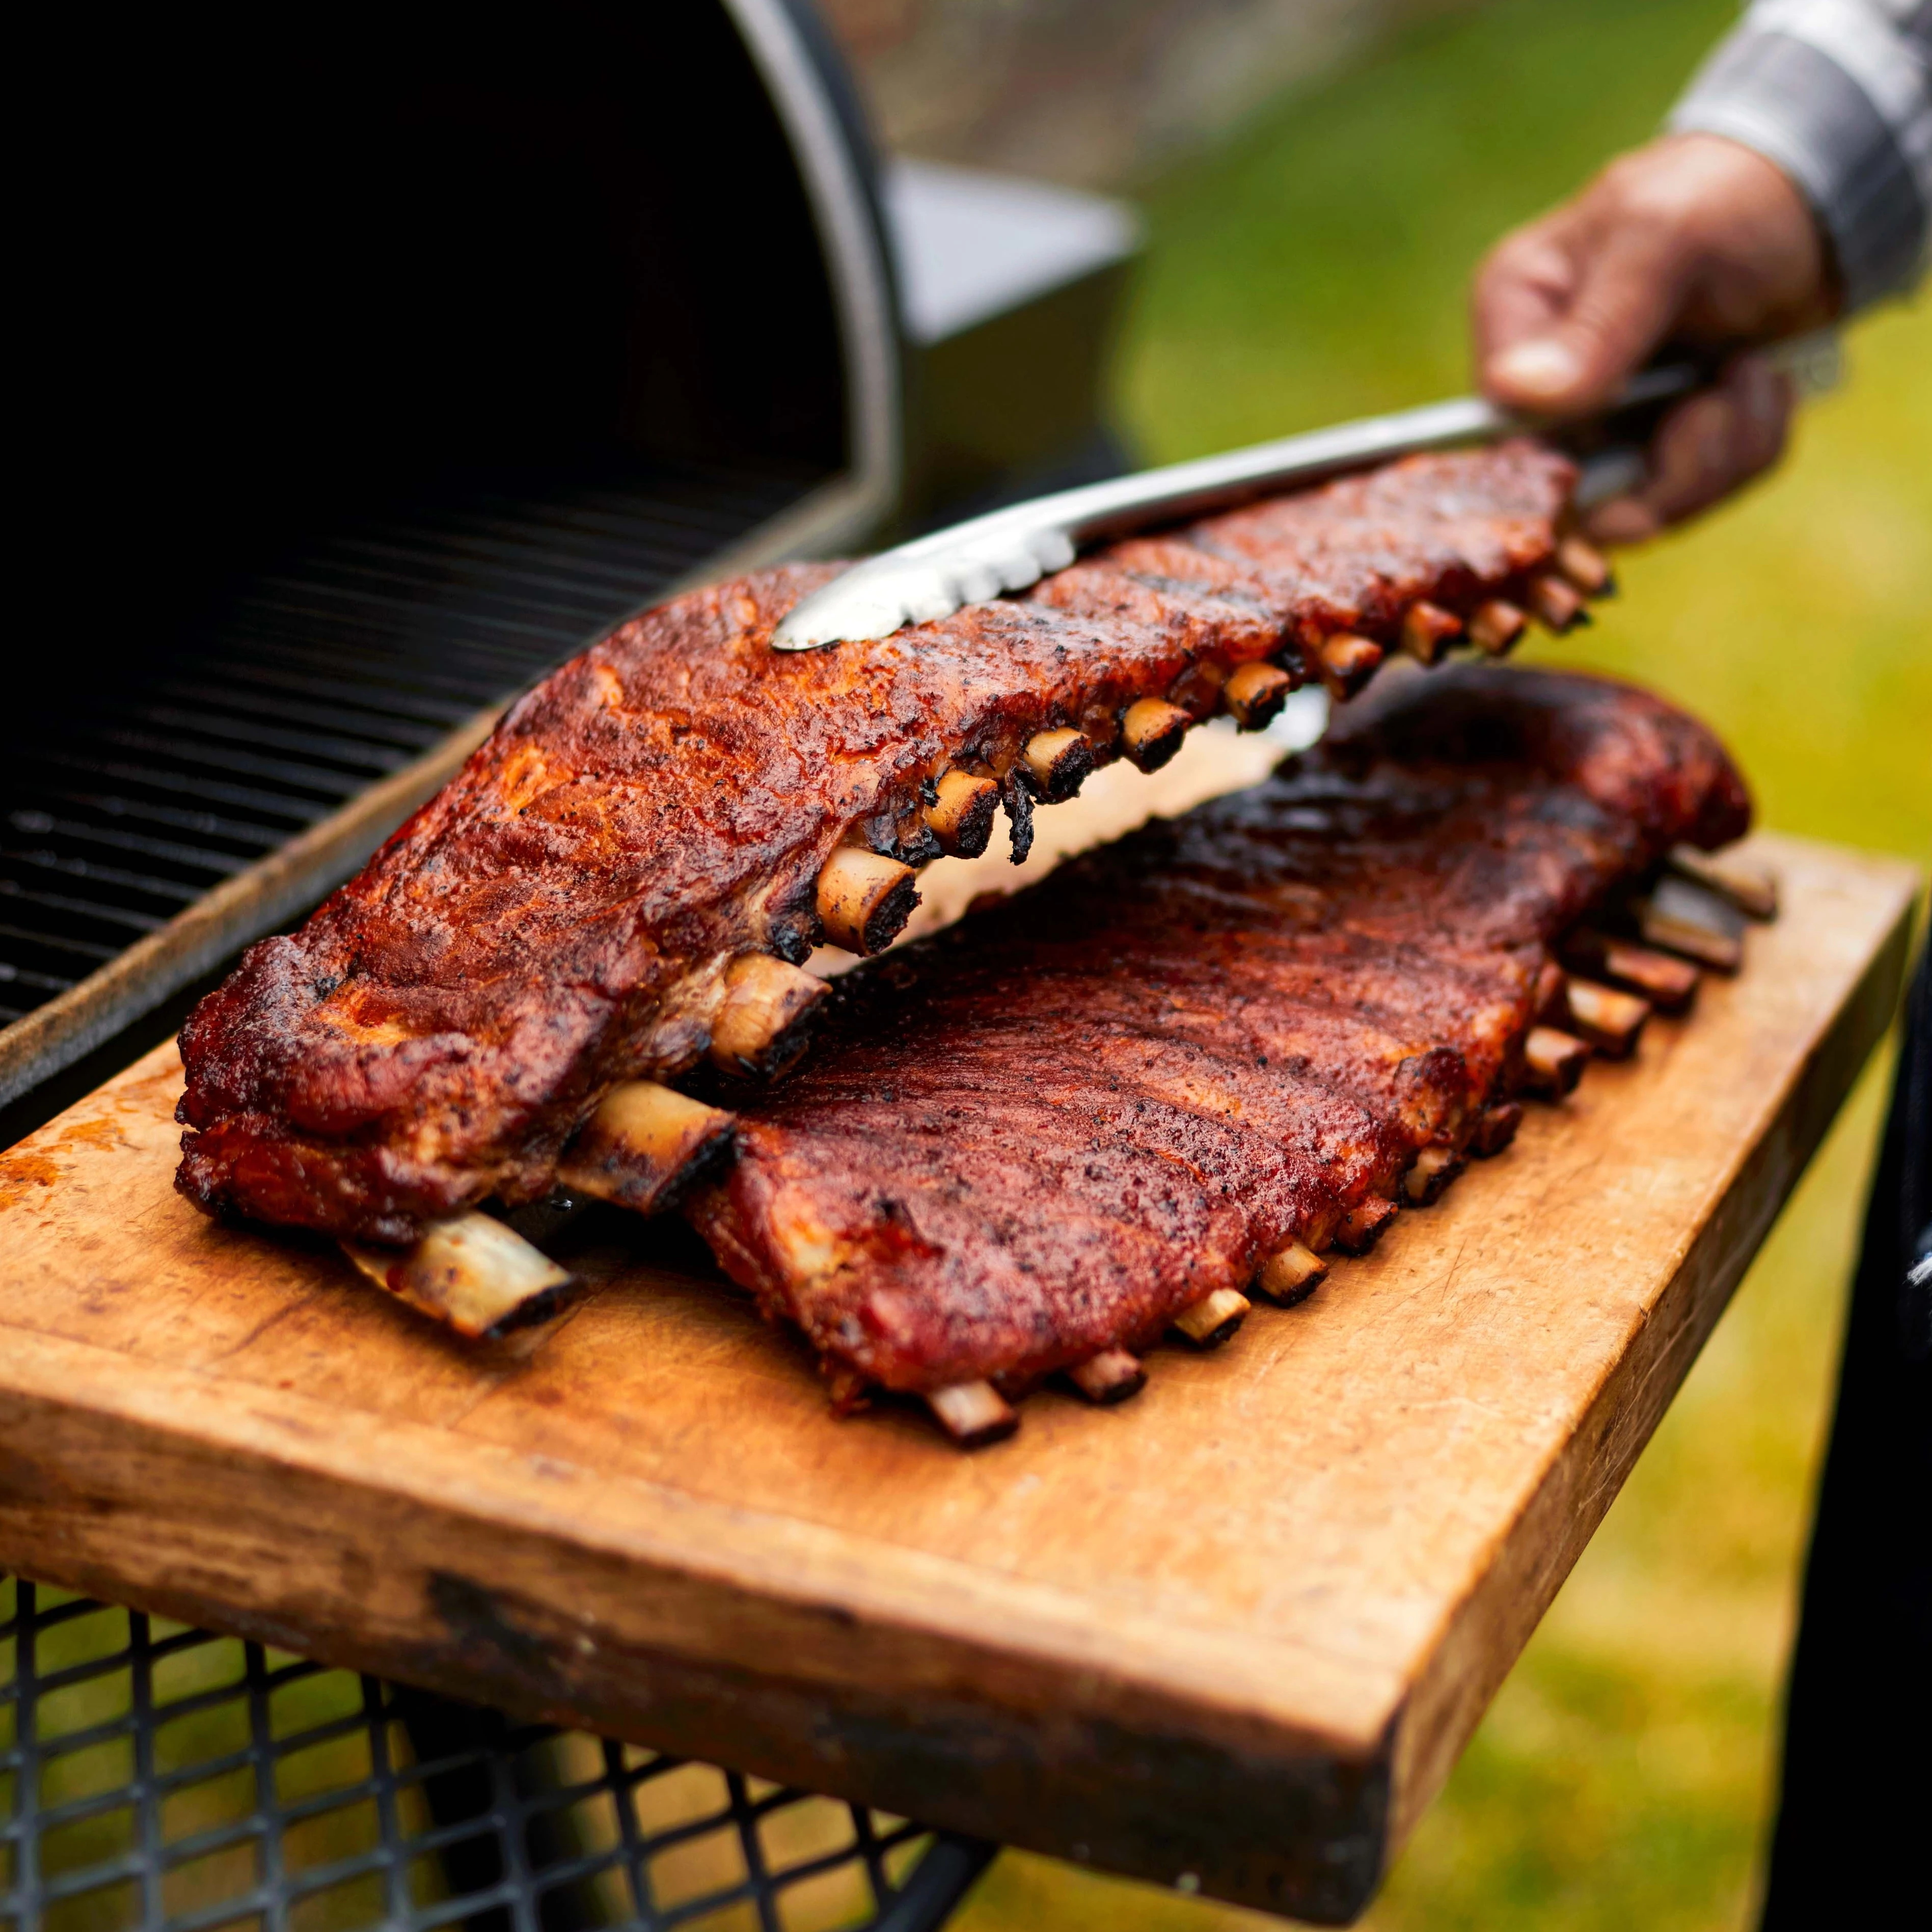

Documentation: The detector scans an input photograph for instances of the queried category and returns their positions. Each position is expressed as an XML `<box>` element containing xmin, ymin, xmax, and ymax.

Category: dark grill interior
<box><xmin>0</xmin><ymin>458</ymin><xmax>814</xmax><ymax>1035</ymax></box>
<box><xmin>2</xmin><ymin>1572</ymin><xmax>990</xmax><ymax>1932</ymax></box>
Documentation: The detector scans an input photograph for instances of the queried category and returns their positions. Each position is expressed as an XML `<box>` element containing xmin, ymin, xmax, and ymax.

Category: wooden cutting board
<box><xmin>0</xmin><ymin>830</ymin><xmax>1916</xmax><ymax>1925</ymax></box>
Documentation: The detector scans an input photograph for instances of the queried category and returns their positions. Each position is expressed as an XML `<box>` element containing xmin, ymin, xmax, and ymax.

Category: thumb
<box><xmin>1484</xmin><ymin>216</ymin><xmax>1691</xmax><ymax>414</ymax></box>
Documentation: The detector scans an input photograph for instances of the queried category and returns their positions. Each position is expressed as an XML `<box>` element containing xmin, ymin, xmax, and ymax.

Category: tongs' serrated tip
<box><xmin>770</xmin><ymin>528</ymin><xmax>1074</xmax><ymax>651</ymax></box>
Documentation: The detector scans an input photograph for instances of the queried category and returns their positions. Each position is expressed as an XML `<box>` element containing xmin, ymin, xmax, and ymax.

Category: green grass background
<box><xmin>954</xmin><ymin>0</ymin><xmax>1930</xmax><ymax>1927</ymax></box>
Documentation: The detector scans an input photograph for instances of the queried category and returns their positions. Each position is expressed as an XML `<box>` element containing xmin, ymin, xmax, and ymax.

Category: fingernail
<box><xmin>1491</xmin><ymin>339</ymin><xmax>1586</xmax><ymax>402</ymax></box>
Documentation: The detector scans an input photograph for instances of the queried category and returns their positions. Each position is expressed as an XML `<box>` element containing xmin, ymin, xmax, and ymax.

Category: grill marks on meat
<box><xmin>175</xmin><ymin>444</ymin><xmax>1582</xmax><ymax>1245</ymax></box>
<box><xmin>688</xmin><ymin>667</ymin><xmax>1751</xmax><ymax>1404</ymax></box>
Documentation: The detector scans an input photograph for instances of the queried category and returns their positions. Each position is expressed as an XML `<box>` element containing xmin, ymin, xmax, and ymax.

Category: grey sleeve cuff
<box><xmin>1669</xmin><ymin>3</ymin><xmax>1932</xmax><ymax>309</ymax></box>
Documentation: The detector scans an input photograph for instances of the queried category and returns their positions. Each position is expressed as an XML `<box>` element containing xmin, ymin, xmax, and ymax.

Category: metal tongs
<box><xmin>772</xmin><ymin>332</ymin><xmax>1841</xmax><ymax>650</ymax></box>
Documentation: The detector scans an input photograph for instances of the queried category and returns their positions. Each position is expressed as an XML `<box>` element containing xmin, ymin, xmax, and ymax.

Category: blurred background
<box><xmin>826</xmin><ymin>0</ymin><xmax>1931</xmax><ymax>1926</ymax></box>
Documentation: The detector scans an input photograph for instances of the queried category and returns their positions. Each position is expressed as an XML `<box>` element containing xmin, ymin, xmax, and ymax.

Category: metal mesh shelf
<box><xmin>2</xmin><ymin>1574</ymin><xmax>991</xmax><ymax>1932</ymax></box>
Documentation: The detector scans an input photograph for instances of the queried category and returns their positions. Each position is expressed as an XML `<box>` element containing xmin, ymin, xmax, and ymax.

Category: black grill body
<box><xmin>7</xmin><ymin>0</ymin><xmax>904</xmax><ymax>1113</ymax></box>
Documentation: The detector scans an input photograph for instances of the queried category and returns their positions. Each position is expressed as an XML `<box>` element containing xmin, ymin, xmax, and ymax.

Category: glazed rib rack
<box><xmin>689</xmin><ymin>665</ymin><xmax>1772</xmax><ymax>1442</ymax></box>
<box><xmin>175</xmin><ymin>442</ymin><xmax>1615</xmax><ymax>1300</ymax></box>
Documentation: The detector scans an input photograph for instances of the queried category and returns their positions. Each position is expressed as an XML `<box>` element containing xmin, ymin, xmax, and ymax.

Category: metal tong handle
<box><xmin>772</xmin><ymin>331</ymin><xmax>1840</xmax><ymax>650</ymax></box>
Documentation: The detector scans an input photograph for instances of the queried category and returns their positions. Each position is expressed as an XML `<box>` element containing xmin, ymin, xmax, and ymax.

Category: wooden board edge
<box><xmin>1381</xmin><ymin>847</ymin><xmax>1919</xmax><ymax>1858</ymax></box>
<box><xmin>0</xmin><ymin>1356</ymin><xmax>1392</xmax><ymax>1921</ymax></box>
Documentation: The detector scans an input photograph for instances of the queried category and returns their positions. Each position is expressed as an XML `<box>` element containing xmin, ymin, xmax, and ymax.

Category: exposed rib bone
<box><xmin>1667</xmin><ymin>845</ymin><xmax>1778</xmax><ymax>920</ymax></box>
<box><xmin>1254</xmin><ymin>1239</ymin><xmax>1329</xmax><ymax>1305</ymax></box>
<box><xmin>1334</xmin><ymin>1196</ymin><xmax>1398</xmax><ymax>1254</ymax></box>
<box><xmin>1119</xmin><ymin>698</ymin><xmax>1193</xmax><ymax>773</ymax></box>
<box><xmin>1471</xmin><ymin>1101</ymin><xmax>1523</xmax><ymax>1156</ymax></box>
<box><xmin>1561</xmin><ymin>930</ymin><xmax>1700</xmax><ymax>1013</ymax></box>
<box><xmin>1171</xmin><ymin>1287</ymin><xmax>1251</xmax><ymax>1347</ymax></box>
<box><xmin>341</xmin><ymin>1213</ymin><xmax>570</xmax><ymax>1338</ymax></box>
<box><xmin>557</xmin><ymin>1081</ymin><xmax>736</xmax><ymax>1213</ymax></box>
<box><xmin>1528</xmin><ymin>574</ymin><xmax>1587</xmax><ymax>631</ymax></box>
<box><xmin>1469</xmin><ymin>600</ymin><xmax>1528</xmax><ymax>655</ymax></box>
<box><xmin>817</xmin><ymin>847</ymin><xmax>921</xmax><ymax>954</ymax></box>
<box><xmin>1403</xmin><ymin>1144</ymin><xmax>1462</xmax><ymax>1204</ymax></box>
<box><xmin>709</xmin><ymin>955</ymin><xmax>830</xmax><ymax>1078</ymax></box>
<box><xmin>1401</xmin><ymin>601</ymin><xmax>1463</xmax><ymax>666</ymax></box>
<box><xmin>1318</xmin><ymin>634</ymin><xmax>1384</xmax><ymax>699</ymax></box>
<box><xmin>1562</xmin><ymin>977</ymin><xmax>1651</xmax><ymax>1058</ymax></box>
<box><xmin>1067</xmin><ymin>1348</ymin><xmax>1148</xmax><ymax>1403</ymax></box>
<box><xmin>1555</xmin><ymin>535</ymin><xmax>1613</xmax><ymax>595</ymax></box>
<box><xmin>922</xmin><ymin>770</ymin><xmax>1002</xmax><ymax>858</ymax></box>
<box><xmin>1222</xmin><ymin>660</ymin><xmax>1295</xmax><ymax>730</ymax></box>
<box><xmin>1022</xmin><ymin>727</ymin><xmax>1095</xmax><ymax>802</ymax></box>
<box><xmin>1523</xmin><ymin>1025</ymin><xmax>1590</xmax><ymax>1098</ymax></box>
<box><xmin>1640</xmin><ymin>876</ymin><xmax>1746</xmax><ymax>972</ymax></box>
<box><xmin>925</xmin><ymin>1380</ymin><xmax>1019</xmax><ymax>1447</ymax></box>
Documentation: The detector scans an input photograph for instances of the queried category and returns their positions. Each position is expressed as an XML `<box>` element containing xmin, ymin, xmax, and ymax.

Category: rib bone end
<box><xmin>1067</xmin><ymin>1348</ymin><xmax>1147</xmax><ymax>1404</ymax></box>
<box><xmin>922</xmin><ymin>770</ymin><xmax>1002</xmax><ymax>858</ymax></box>
<box><xmin>1523</xmin><ymin>1025</ymin><xmax>1590</xmax><ymax>1099</ymax></box>
<box><xmin>1333</xmin><ymin>1196</ymin><xmax>1398</xmax><ymax>1254</ymax></box>
<box><xmin>1171</xmin><ymin>1287</ymin><xmax>1251</xmax><ymax>1347</ymax></box>
<box><xmin>1022</xmin><ymin>727</ymin><xmax>1095</xmax><ymax>802</ymax></box>
<box><xmin>1254</xmin><ymin>1239</ymin><xmax>1328</xmax><ymax>1306</ymax></box>
<box><xmin>1471</xmin><ymin>1101</ymin><xmax>1524</xmax><ymax>1157</ymax></box>
<box><xmin>1667</xmin><ymin>845</ymin><xmax>1778</xmax><ymax>920</ymax></box>
<box><xmin>1563</xmin><ymin>977</ymin><xmax>1651</xmax><ymax>1058</ymax></box>
<box><xmin>1562</xmin><ymin>930</ymin><xmax>1700</xmax><ymax>1013</ymax></box>
<box><xmin>1222</xmin><ymin>660</ymin><xmax>1295</xmax><ymax>730</ymax></box>
<box><xmin>1401</xmin><ymin>601</ymin><xmax>1463</xmax><ymax>666</ymax></box>
<box><xmin>341</xmin><ymin>1213</ymin><xmax>570</xmax><ymax>1339</ymax></box>
<box><xmin>1470</xmin><ymin>600</ymin><xmax>1528</xmax><ymax>656</ymax></box>
<box><xmin>1556</xmin><ymin>535</ymin><xmax>1614</xmax><ymax>595</ymax></box>
<box><xmin>817</xmin><ymin>846</ymin><xmax>921</xmax><ymax>955</ymax></box>
<box><xmin>1529</xmin><ymin>574</ymin><xmax>1588</xmax><ymax>631</ymax></box>
<box><xmin>1317</xmin><ymin>634</ymin><xmax>1384</xmax><ymax>700</ymax></box>
<box><xmin>1120</xmin><ymin>698</ymin><xmax>1193</xmax><ymax>773</ymax></box>
<box><xmin>1402</xmin><ymin>1144</ymin><xmax>1462</xmax><ymax>1205</ymax></box>
<box><xmin>1639</xmin><ymin>877</ymin><xmax>1746</xmax><ymax>972</ymax></box>
<box><xmin>709</xmin><ymin>955</ymin><xmax>831</xmax><ymax>1079</ymax></box>
<box><xmin>925</xmin><ymin>1380</ymin><xmax>1019</xmax><ymax>1447</ymax></box>
<box><xmin>556</xmin><ymin>1080</ymin><xmax>736</xmax><ymax>1214</ymax></box>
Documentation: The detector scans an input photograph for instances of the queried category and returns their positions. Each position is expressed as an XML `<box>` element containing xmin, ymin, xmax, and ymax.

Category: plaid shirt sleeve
<box><xmin>1670</xmin><ymin>1</ymin><xmax>1932</xmax><ymax>307</ymax></box>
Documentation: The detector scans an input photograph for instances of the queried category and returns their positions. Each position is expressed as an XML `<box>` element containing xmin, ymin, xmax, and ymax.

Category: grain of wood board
<box><xmin>0</xmin><ymin>830</ymin><xmax>1916</xmax><ymax>1924</ymax></box>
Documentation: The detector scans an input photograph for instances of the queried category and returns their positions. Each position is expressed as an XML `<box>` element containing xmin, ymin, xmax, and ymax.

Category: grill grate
<box><xmin>0</xmin><ymin>460</ymin><xmax>814</xmax><ymax>1037</ymax></box>
<box><xmin>1</xmin><ymin>1573</ymin><xmax>992</xmax><ymax>1932</ymax></box>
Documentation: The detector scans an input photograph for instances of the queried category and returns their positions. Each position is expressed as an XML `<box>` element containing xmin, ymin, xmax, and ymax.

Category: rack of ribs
<box><xmin>175</xmin><ymin>443</ymin><xmax>1603</xmax><ymax>1299</ymax></box>
<box><xmin>686</xmin><ymin>665</ymin><xmax>1758</xmax><ymax>1444</ymax></box>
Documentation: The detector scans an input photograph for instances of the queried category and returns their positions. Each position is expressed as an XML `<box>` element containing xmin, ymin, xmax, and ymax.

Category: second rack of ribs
<box><xmin>691</xmin><ymin>667</ymin><xmax>1750</xmax><ymax>1399</ymax></box>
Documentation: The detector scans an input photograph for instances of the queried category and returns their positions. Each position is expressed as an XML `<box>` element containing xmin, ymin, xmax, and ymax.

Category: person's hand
<box><xmin>1473</xmin><ymin>132</ymin><xmax>1835</xmax><ymax>542</ymax></box>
